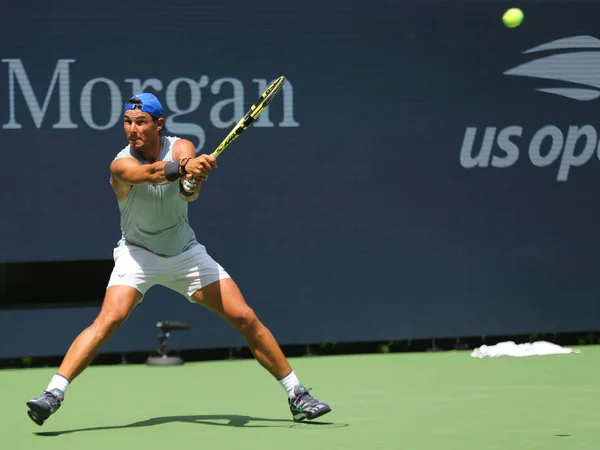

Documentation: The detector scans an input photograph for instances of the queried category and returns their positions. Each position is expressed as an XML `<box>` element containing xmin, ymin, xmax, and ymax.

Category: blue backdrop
<box><xmin>1</xmin><ymin>0</ymin><xmax>599</xmax><ymax>358</ymax></box>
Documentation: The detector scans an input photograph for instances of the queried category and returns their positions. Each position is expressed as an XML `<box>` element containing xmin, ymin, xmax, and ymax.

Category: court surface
<box><xmin>2</xmin><ymin>345</ymin><xmax>598</xmax><ymax>450</ymax></box>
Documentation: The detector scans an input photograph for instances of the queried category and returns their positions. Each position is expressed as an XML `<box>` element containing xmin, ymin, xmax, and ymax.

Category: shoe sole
<box><xmin>26</xmin><ymin>401</ymin><xmax>50</xmax><ymax>426</ymax></box>
<box><xmin>293</xmin><ymin>412</ymin><xmax>306</xmax><ymax>421</ymax></box>
<box><xmin>293</xmin><ymin>406</ymin><xmax>332</xmax><ymax>422</ymax></box>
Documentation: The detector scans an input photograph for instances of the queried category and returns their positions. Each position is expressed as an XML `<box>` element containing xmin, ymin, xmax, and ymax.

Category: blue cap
<box><xmin>124</xmin><ymin>93</ymin><xmax>164</xmax><ymax>119</ymax></box>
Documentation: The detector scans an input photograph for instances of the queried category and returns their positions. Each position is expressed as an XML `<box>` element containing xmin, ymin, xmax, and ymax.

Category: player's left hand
<box><xmin>185</xmin><ymin>153</ymin><xmax>217</xmax><ymax>178</ymax></box>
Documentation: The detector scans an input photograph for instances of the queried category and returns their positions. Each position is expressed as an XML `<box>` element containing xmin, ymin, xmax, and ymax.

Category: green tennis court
<box><xmin>2</xmin><ymin>346</ymin><xmax>598</xmax><ymax>449</ymax></box>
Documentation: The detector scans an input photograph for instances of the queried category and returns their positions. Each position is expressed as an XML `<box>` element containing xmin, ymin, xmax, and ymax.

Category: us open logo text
<box><xmin>460</xmin><ymin>35</ymin><xmax>600</xmax><ymax>181</ymax></box>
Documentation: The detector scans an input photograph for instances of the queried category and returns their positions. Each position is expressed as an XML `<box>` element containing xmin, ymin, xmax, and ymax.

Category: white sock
<box><xmin>279</xmin><ymin>370</ymin><xmax>300</xmax><ymax>398</ymax></box>
<box><xmin>46</xmin><ymin>374</ymin><xmax>70</xmax><ymax>396</ymax></box>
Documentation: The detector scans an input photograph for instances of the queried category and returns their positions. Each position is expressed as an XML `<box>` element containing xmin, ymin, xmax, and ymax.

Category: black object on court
<box><xmin>146</xmin><ymin>321</ymin><xmax>191</xmax><ymax>366</ymax></box>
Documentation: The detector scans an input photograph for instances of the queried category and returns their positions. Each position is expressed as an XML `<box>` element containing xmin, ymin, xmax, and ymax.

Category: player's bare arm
<box><xmin>109</xmin><ymin>157</ymin><xmax>180</xmax><ymax>200</ymax></box>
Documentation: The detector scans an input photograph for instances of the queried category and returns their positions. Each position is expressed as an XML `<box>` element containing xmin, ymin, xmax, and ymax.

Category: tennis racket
<box><xmin>211</xmin><ymin>75</ymin><xmax>286</xmax><ymax>158</ymax></box>
<box><xmin>183</xmin><ymin>75</ymin><xmax>286</xmax><ymax>191</ymax></box>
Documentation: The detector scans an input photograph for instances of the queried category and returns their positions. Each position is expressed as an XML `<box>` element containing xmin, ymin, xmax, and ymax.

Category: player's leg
<box><xmin>190</xmin><ymin>278</ymin><xmax>331</xmax><ymax>421</ymax></box>
<box><xmin>192</xmin><ymin>277</ymin><xmax>291</xmax><ymax>378</ymax></box>
<box><xmin>25</xmin><ymin>286</ymin><xmax>141</xmax><ymax>426</ymax></box>
<box><xmin>166</xmin><ymin>244</ymin><xmax>331</xmax><ymax>421</ymax></box>
<box><xmin>25</xmin><ymin>244</ymin><xmax>154</xmax><ymax>426</ymax></box>
<box><xmin>57</xmin><ymin>285</ymin><xmax>142</xmax><ymax>381</ymax></box>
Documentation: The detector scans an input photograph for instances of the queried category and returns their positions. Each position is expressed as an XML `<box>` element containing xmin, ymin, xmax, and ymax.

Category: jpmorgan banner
<box><xmin>2</xmin><ymin>0</ymin><xmax>600</xmax><ymax>357</ymax></box>
<box><xmin>2</xmin><ymin>59</ymin><xmax>299</xmax><ymax>146</ymax></box>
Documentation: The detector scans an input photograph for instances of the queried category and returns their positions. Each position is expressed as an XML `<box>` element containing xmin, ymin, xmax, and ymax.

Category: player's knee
<box><xmin>95</xmin><ymin>310</ymin><xmax>128</xmax><ymax>334</ymax></box>
<box><xmin>233</xmin><ymin>307</ymin><xmax>259</xmax><ymax>332</ymax></box>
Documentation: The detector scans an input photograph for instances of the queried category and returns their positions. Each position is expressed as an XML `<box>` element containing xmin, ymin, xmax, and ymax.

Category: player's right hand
<box><xmin>185</xmin><ymin>154</ymin><xmax>217</xmax><ymax>177</ymax></box>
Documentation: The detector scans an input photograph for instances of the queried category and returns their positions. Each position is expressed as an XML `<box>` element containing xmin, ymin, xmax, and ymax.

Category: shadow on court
<box><xmin>35</xmin><ymin>414</ymin><xmax>348</xmax><ymax>436</ymax></box>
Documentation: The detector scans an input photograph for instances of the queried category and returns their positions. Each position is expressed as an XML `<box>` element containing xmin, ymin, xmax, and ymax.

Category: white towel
<box><xmin>470</xmin><ymin>341</ymin><xmax>581</xmax><ymax>359</ymax></box>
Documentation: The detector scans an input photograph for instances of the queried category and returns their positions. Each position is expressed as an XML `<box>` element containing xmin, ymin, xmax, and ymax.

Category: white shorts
<box><xmin>106</xmin><ymin>243</ymin><xmax>230</xmax><ymax>301</ymax></box>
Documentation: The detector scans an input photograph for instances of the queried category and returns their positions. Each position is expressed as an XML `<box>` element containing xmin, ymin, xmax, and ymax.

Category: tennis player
<box><xmin>25</xmin><ymin>93</ymin><xmax>331</xmax><ymax>426</ymax></box>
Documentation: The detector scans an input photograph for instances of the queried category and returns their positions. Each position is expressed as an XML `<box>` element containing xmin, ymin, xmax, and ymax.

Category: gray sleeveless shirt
<box><xmin>113</xmin><ymin>135</ymin><xmax>198</xmax><ymax>256</ymax></box>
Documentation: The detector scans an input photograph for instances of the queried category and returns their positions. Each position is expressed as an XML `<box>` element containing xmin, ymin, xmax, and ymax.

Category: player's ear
<box><xmin>156</xmin><ymin>117</ymin><xmax>165</xmax><ymax>132</ymax></box>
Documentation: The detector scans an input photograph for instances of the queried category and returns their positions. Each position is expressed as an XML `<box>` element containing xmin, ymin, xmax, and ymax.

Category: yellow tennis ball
<box><xmin>503</xmin><ymin>8</ymin><xmax>524</xmax><ymax>28</ymax></box>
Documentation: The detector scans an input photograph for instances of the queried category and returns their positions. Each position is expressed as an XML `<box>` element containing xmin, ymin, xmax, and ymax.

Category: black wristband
<box><xmin>179</xmin><ymin>181</ymin><xmax>195</xmax><ymax>197</ymax></box>
<box><xmin>164</xmin><ymin>160</ymin><xmax>181</xmax><ymax>182</ymax></box>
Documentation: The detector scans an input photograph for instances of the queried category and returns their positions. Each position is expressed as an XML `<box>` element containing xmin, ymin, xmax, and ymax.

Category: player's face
<box><xmin>123</xmin><ymin>110</ymin><xmax>163</xmax><ymax>150</ymax></box>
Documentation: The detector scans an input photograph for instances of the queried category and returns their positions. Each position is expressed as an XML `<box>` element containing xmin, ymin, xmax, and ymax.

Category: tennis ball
<box><xmin>503</xmin><ymin>8</ymin><xmax>524</xmax><ymax>28</ymax></box>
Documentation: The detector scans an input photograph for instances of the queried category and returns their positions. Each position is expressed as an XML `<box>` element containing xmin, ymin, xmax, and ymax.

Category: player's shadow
<box><xmin>34</xmin><ymin>414</ymin><xmax>348</xmax><ymax>436</ymax></box>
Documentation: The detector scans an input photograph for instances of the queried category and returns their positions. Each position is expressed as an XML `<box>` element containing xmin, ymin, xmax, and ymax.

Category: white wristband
<box><xmin>183</xmin><ymin>179</ymin><xmax>195</xmax><ymax>192</ymax></box>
